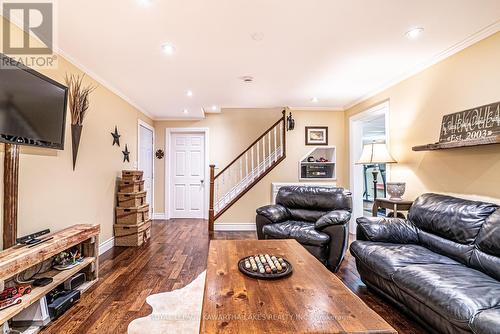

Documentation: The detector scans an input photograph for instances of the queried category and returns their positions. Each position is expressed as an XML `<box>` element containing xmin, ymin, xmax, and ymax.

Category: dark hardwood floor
<box><xmin>40</xmin><ymin>219</ymin><xmax>427</xmax><ymax>333</ymax></box>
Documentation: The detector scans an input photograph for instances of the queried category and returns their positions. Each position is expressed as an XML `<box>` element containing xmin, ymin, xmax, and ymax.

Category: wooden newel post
<box><xmin>208</xmin><ymin>164</ymin><xmax>215</xmax><ymax>232</ymax></box>
<box><xmin>3</xmin><ymin>143</ymin><xmax>19</xmax><ymax>249</ymax></box>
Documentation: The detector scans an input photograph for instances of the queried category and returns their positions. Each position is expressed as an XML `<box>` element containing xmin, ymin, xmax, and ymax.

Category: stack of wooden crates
<box><xmin>114</xmin><ymin>170</ymin><xmax>151</xmax><ymax>247</ymax></box>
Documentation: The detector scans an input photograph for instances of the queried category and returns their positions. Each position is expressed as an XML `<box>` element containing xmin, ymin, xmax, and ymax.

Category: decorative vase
<box><xmin>71</xmin><ymin>124</ymin><xmax>83</xmax><ymax>171</ymax></box>
<box><xmin>387</xmin><ymin>182</ymin><xmax>406</xmax><ymax>200</ymax></box>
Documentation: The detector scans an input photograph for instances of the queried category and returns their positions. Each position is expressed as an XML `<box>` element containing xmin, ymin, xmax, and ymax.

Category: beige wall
<box><xmin>3</xmin><ymin>19</ymin><xmax>496</xmax><ymax>244</ymax></box>
<box><xmin>0</xmin><ymin>18</ymin><xmax>152</xmax><ymax>249</ymax></box>
<box><xmin>154</xmin><ymin>109</ymin><xmax>346</xmax><ymax>223</ymax></box>
<box><xmin>345</xmin><ymin>32</ymin><xmax>500</xmax><ymax>201</ymax></box>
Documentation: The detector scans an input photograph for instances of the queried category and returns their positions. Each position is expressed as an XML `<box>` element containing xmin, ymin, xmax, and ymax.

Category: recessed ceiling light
<box><xmin>405</xmin><ymin>27</ymin><xmax>424</xmax><ymax>40</ymax></box>
<box><xmin>251</xmin><ymin>32</ymin><xmax>264</xmax><ymax>41</ymax></box>
<box><xmin>186</xmin><ymin>90</ymin><xmax>193</xmax><ymax>97</ymax></box>
<box><xmin>240</xmin><ymin>76</ymin><xmax>254</xmax><ymax>83</ymax></box>
<box><xmin>311</xmin><ymin>97</ymin><xmax>319</xmax><ymax>103</ymax></box>
<box><xmin>211</xmin><ymin>105</ymin><xmax>217</xmax><ymax>111</ymax></box>
<box><xmin>183</xmin><ymin>109</ymin><xmax>188</xmax><ymax>114</ymax></box>
<box><xmin>161</xmin><ymin>43</ymin><xmax>175</xmax><ymax>55</ymax></box>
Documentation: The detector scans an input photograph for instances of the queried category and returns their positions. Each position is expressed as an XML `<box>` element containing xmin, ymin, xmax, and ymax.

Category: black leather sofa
<box><xmin>350</xmin><ymin>193</ymin><xmax>500</xmax><ymax>334</ymax></box>
<box><xmin>256</xmin><ymin>186</ymin><xmax>352</xmax><ymax>272</ymax></box>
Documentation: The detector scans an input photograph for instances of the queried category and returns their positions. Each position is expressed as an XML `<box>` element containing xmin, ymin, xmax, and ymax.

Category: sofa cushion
<box><xmin>392</xmin><ymin>264</ymin><xmax>500</xmax><ymax>330</ymax></box>
<box><xmin>287</xmin><ymin>208</ymin><xmax>327</xmax><ymax>222</ymax></box>
<box><xmin>356</xmin><ymin>217</ymin><xmax>419</xmax><ymax>244</ymax></box>
<box><xmin>255</xmin><ymin>204</ymin><xmax>290</xmax><ymax>223</ymax></box>
<box><xmin>418</xmin><ymin>229</ymin><xmax>475</xmax><ymax>266</ymax></box>
<box><xmin>470</xmin><ymin>209</ymin><xmax>500</xmax><ymax>281</ymax></box>
<box><xmin>350</xmin><ymin>241</ymin><xmax>460</xmax><ymax>280</ymax></box>
<box><xmin>470</xmin><ymin>307</ymin><xmax>500</xmax><ymax>334</ymax></box>
<box><xmin>276</xmin><ymin>186</ymin><xmax>352</xmax><ymax>212</ymax></box>
<box><xmin>474</xmin><ymin>207</ymin><xmax>500</xmax><ymax>250</ymax></box>
<box><xmin>409</xmin><ymin>193</ymin><xmax>498</xmax><ymax>244</ymax></box>
<box><xmin>262</xmin><ymin>220</ymin><xmax>329</xmax><ymax>246</ymax></box>
<box><xmin>315</xmin><ymin>210</ymin><xmax>351</xmax><ymax>229</ymax></box>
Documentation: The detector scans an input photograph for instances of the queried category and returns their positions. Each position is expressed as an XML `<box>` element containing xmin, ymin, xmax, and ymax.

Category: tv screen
<box><xmin>0</xmin><ymin>54</ymin><xmax>68</xmax><ymax>150</ymax></box>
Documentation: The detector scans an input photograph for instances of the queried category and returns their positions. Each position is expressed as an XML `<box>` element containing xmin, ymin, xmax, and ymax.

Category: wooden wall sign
<box><xmin>439</xmin><ymin>101</ymin><xmax>500</xmax><ymax>143</ymax></box>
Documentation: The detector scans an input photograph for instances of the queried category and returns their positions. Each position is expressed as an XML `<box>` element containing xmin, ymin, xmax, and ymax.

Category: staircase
<box><xmin>208</xmin><ymin>110</ymin><xmax>287</xmax><ymax>231</ymax></box>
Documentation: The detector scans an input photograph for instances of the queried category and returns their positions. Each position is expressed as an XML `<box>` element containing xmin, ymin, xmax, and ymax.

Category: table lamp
<box><xmin>356</xmin><ymin>141</ymin><xmax>397</xmax><ymax>200</ymax></box>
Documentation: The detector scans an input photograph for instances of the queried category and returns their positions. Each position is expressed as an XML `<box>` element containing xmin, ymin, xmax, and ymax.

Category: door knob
<box><xmin>200</xmin><ymin>180</ymin><xmax>205</xmax><ymax>184</ymax></box>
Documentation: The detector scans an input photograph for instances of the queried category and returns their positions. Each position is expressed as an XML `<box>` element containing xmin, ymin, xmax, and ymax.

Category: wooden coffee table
<box><xmin>201</xmin><ymin>239</ymin><xmax>397</xmax><ymax>333</ymax></box>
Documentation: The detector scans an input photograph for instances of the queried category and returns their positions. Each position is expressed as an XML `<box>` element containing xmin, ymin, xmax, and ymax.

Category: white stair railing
<box><xmin>209</xmin><ymin>111</ymin><xmax>287</xmax><ymax>229</ymax></box>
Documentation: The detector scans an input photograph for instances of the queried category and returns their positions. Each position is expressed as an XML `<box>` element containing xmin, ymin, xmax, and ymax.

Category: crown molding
<box><xmin>288</xmin><ymin>106</ymin><xmax>344</xmax><ymax>111</ymax></box>
<box><xmin>55</xmin><ymin>48</ymin><xmax>155</xmax><ymax>120</ymax></box>
<box><xmin>153</xmin><ymin>116</ymin><xmax>206</xmax><ymax>122</ymax></box>
<box><xmin>343</xmin><ymin>20</ymin><xmax>500</xmax><ymax>111</ymax></box>
<box><xmin>1</xmin><ymin>13</ymin><xmax>155</xmax><ymax>120</ymax></box>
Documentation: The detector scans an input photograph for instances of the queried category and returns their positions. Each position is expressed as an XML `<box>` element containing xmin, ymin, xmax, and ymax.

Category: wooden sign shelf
<box><xmin>412</xmin><ymin>135</ymin><xmax>500</xmax><ymax>151</ymax></box>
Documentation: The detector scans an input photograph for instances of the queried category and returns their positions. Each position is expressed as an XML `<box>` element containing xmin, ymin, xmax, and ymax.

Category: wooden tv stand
<box><xmin>0</xmin><ymin>224</ymin><xmax>100</xmax><ymax>326</ymax></box>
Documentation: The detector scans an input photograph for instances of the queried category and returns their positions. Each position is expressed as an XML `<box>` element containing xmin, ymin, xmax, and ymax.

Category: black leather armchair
<box><xmin>256</xmin><ymin>186</ymin><xmax>352</xmax><ymax>272</ymax></box>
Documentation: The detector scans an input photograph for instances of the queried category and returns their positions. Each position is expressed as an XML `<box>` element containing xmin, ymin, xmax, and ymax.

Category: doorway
<box><xmin>166</xmin><ymin>129</ymin><xmax>209</xmax><ymax>219</ymax></box>
<box><xmin>349</xmin><ymin>101</ymin><xmax>389</xmax><ymax>234</ymax></box>
<box><xmin>138</xmin><ymin>120</ymin><xmax>155</xmax><ymax>215</ymax></box>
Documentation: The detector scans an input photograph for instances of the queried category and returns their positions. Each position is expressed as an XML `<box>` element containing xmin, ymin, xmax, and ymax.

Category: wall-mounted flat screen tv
<box><xmin>0</xmin><ymin>53</ymin><xmax>68</xmax><ymax>150</ymax></box>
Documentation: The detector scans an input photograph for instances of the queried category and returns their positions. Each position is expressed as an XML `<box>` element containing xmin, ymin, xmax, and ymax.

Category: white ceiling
<box><xmin>55</xmin><ymin>0</ymin><xmax>500</xmax><ymax>119</ymax></box>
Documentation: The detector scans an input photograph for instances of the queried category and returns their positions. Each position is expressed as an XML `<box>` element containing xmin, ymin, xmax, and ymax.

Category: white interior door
<box><xmin>138</xmin><ymin>123</ymin><xmax>154</xmax><ymax>214</ymax></box>
<box><xmin>170</xmin><ymin>132</ymin><xmax>205</xmax><ymax>218</ymax></box>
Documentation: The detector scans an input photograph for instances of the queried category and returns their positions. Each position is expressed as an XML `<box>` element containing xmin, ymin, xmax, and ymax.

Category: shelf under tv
<box><xmin>0</xmin><ymin>257</ymin><xmax>96</xmax><ymax>324</ymax></box>
<box><xmin>0</xmin><ymin>224</ymin><xmax>100</xmax><ymax>325</ymax></box>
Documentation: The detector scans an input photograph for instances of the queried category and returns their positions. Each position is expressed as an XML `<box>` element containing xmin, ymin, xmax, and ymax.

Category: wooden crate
<box><xmin>122</xmin><ymin>170</ymin><xmax>143</xmax><ymax>181</ymax></box>
<box><xmin>119</xmin><ymin>179</ymin><xmax>144</xmax><ymax>193</ymax></box>
<box><xmin>114</xmin><ymin>220</ymin><xmax>151</xmax><ymax>247</ymax></box>
<box><xmin>117</xmin><ymin>191</ymin><xmax>146</xmax><ymax>208</ymax></box>
<box><xmin>116</xmin><ymin>204</ymin><xmax>149</xmax><ymax>225</ymax></box>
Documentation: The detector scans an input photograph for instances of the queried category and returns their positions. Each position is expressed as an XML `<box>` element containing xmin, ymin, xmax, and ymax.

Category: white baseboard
<box><xmin>152</xmin><ymin>213</ymin><xmax>167</xmax><ymax>220</ymax></box>
<box><xmin>99</xmin><ymin>237</ymin><xmax>115</xmax><ymax>255</ymax></box>
<box><xmin>214</xmin><ymin>223</ymin><xmax>256</xmax><ymax>231</ymax></box>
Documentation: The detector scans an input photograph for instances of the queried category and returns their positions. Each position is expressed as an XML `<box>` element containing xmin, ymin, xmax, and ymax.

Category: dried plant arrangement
<box><xmin>64</xmin><ymin>74</ymin><xmax>97</xmax><ymax>170</ymax></box>
<box><xmin>65</xmin><ymin>74</ymin><xmax>97</xmax><ymax>125</ymax></box>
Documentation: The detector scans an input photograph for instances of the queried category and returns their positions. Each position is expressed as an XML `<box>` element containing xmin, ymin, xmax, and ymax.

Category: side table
<box><xmin>372</xmin><ymin>198</ymin><xmax>414</xmax><ymax>218</ymax></box>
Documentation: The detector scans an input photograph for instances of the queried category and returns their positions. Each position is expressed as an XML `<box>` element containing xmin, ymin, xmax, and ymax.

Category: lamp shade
<box><xmin>356</xmin><ymin>142</ymin><xmax>396</xmax><ymax>164</ymax></box>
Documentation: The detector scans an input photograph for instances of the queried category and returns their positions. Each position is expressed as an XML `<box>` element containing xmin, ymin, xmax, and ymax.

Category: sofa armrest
<box><xmin>256</xmin><ymin>205</ymin><xmax>290</xmax><ymax>224</ymax></box>
<box><xmin>315</xmin><ymin>210</ymin><xmax>351</xmax><ymax>230</ymax></box>
<box><xmin>356</xmin><ymin>216</ymin><xmax>419</xmax><ymax>244</ymax></box>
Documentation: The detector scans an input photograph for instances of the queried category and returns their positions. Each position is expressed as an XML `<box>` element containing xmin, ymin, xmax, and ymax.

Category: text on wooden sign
<box><xmin>439</xmin><ymin>101</ymin><xmax>500</xmax><ymax>143</ymax></box>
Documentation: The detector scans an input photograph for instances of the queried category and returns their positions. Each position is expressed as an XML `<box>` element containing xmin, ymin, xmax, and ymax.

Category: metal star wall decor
<box><xmin>111</xmin><ymin>126</ymin><xmax>121</xmax><ymax>146</ymax></box>
<box><xmin>122</xmin><ymin>144</ymin><xmax>130</xmax><ymax>162</ymax></box>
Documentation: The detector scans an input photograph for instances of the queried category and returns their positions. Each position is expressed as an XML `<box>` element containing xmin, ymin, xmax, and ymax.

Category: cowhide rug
<box><xmin>128</xmin><ymin>271</ymin><xmax>206</xmax><ymax>334</ymax></box>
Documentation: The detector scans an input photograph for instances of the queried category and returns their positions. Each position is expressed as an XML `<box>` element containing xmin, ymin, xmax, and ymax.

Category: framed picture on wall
<box><xmin>305</xmin><ymin>126</ymin><xmax>328</xmax><ymax>145</ymax></box>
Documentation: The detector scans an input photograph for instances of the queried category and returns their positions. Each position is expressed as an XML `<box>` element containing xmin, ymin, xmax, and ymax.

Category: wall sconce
<box><xmin>287</xmin><ymin>112</ymin><xmax>295</xmax><ymax>131</ymax></box>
